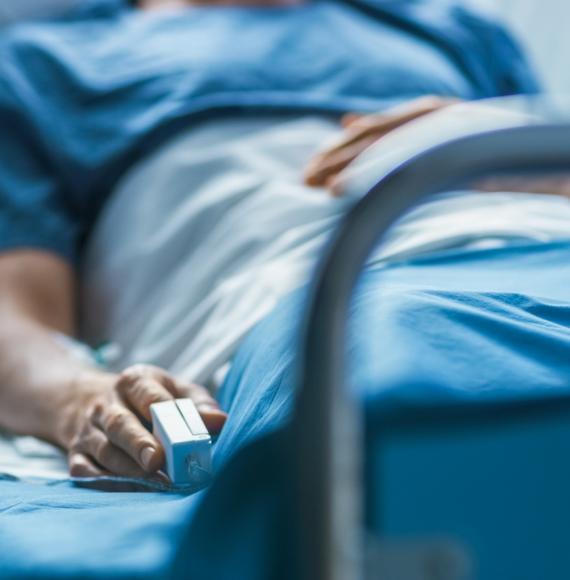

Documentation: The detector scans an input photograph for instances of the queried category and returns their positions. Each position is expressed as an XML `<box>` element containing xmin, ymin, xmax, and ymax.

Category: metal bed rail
<box><xmin>292</xmin><ymin>124</ymin><xmax>570</xmax><ymax>580</ymax></box>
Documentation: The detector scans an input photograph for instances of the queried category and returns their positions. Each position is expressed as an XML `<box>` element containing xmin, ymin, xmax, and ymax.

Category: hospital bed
<box><xmin>0</xmin><ymin>99</ymin><xmax>569</xmax><ymax>580</ymax></box>
<box><xmin>0</xmin><ymin>2</ymin><xmax>569</xmax><ymax>574</ymax></box>
<box><xmin>294</xmin><ymin>114</ymin><xmax>570</xmax><ymax>580</ymax></box>
<box><xmin>154</xmin><ymin>101</ymin><xmax>570</xmax><ymax>580</ymax></box>
<box><xmin>149</xmin><ymin>106</ymin><xmax>566</xmax><ymax>580</ymax></box>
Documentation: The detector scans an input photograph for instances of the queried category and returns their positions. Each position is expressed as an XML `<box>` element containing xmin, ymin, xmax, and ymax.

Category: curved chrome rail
<box><xmin>293</xmin><ymin>124</ymin><xmax>570</xmax><ymax>580</ymax></box>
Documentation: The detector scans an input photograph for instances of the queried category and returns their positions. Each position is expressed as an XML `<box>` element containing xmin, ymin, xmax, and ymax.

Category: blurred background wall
<box><xmin>466</xmin><ymin>0</ymin><xmax>570</xmax><ymax>94</ymax></box>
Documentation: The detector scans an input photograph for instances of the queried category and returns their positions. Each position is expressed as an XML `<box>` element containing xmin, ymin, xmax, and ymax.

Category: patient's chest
<box><xmin>81</xmin><ymin>115</ymin><xmax>347</xmax><ymax>384</ymax></box>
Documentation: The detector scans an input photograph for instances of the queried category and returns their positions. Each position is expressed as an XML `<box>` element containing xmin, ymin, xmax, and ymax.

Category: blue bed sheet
<box><xmin>1</xmin><ymin>240</ymin><xmax>569</xmax><ymax>579</ymax></box>
<box><xmin>213</xmin><ymin>239</ymin><xmax>570</xmax><ymax>467</ymax></box>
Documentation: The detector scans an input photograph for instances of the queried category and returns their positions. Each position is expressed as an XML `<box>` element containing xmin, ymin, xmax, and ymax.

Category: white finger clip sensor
<box><xmin>150</xmin><ymin>398</ymin><xmax>212</xmax><ymax>486</ymax></box>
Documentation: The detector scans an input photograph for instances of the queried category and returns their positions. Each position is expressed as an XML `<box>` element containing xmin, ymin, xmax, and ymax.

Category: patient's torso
<box><xmin>80</xmin><ymin>114</ymin><xmax>570</xmax><ymax>386</ymax></box>
<box><xmin>81</xmin><ymin>115</ymin><xmax>346</xmax><ymax>384</ymax></box>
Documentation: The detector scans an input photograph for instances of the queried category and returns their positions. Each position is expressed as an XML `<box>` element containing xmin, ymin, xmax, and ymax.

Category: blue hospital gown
<box><xmin>0</xmin><ymin>0</ymin><xmax>537</xmax><ymax>262</ymax></box>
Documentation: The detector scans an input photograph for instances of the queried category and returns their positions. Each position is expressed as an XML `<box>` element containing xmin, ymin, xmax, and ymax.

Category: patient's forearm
<box><xmin>0</xmin><ymin>311</ymin><xmax>104</xmax><ymax>446</ymax></box>
<box><xmin>0</xmin><ymin>250</ymin><xmax>96</xmax><ymax>446</ymax></box>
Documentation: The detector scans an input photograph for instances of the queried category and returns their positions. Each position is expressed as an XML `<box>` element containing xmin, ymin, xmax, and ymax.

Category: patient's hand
<box><xmin>63</xmin><ymin>364</ymin><xmax>227</xmax><ymax>479</ymax></box>
<box><xmin>304</xmin><ymin>96</ymin><xmax>457</xmax><ymax>195</ymax></box>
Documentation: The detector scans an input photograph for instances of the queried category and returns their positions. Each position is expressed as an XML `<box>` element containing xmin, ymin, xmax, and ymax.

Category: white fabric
<box><xmin>0</xmin><ymin>435</ymin><xmax>68</xmax><ymax>480</ymax></box>
<box><xmin>465</xmin><ymin>0</ymin><xmax>570</xmax><ymax>94</ymax></box>
<box><xmin>81</xmin><ymin>115</ymin><xmax>348</xmax><ymax>384</ymax></box>
<box><xmin>81</xmin><ymin>111</ymin><xmax>570</xmax><ymax>387</ymax></box>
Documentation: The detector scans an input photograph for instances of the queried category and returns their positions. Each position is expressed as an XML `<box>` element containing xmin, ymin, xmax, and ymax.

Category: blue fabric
<box><xmin>214</xmin><ymin>240</ymin><xmax>570</xmax><ymax>465</ymax></box>
<box><xmin>1</xmin><ymin>240</ymin><xmax>569</xmax><ymax>579</ymax></box>
<box><xmin>0</xmin><ymin>479</ymin><xmax>205</xmax><ymax>579</ymax></box>
<box><xmin>0</xmin><ymin>0</ymin><xmax>538</xmax><ymax>262</ymax></box>
<box><xmin>174</xmin><ymin>240</ymin><xmax>570</xmax><ymax>580</ymax></box>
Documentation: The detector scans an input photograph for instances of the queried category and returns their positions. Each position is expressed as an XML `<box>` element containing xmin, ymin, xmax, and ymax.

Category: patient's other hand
<box><xmin>304</xmin><ymin>96</ymin><xmax>457</xmax><ymax>196</ymax></box>
<box><xmin>63</xmin><ymin>364</ymin><xmax>227</xmax><ymax>479</ymax></box>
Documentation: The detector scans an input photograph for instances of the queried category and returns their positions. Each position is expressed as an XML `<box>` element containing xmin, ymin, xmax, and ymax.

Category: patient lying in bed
<box><xmin>0</xmin><ymin>0</ymin><xmax>567</xmax><ymax>486</ymax></box>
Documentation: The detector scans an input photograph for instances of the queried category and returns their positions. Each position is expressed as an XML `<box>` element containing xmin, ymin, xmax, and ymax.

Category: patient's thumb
<box><xmin>197</xmin><ymin>403</ymin><xmax>228</xmax><ymax>434</ymax></box>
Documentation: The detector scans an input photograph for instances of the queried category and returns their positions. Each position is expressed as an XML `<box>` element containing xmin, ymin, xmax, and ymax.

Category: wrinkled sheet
<box><xmin>214</xmin><ymin>240</ymin><xmax>570</xmax><ymax>465</ymax></box>
<box><xmin>1</xmin><ymin>240</ymin><xmax>569</xmax><ymax>579</ymax></box>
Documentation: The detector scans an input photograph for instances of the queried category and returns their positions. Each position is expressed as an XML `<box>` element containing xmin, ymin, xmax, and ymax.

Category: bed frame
<box><xmin>293</xmin><ymin>123</ymin><xmax>570</xmax><ymax>580</ymax></box>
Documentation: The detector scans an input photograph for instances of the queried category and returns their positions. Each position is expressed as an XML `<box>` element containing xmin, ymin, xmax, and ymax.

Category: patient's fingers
<box><xmin>117</xmin><ymin>364</ymin><xmax>177</xmax><ymax>421</ymax></box>
<box><xmin>174</xmin><ymin>381</ymin><xmax>217</xmax><ymax>409</ymax></box>
<box><xmin>78</xmin><ymin>426</ymin><xmax>148</xmax><ymax>478</ymax></box>
<box><xmin>175</xmin><ymin>381</ymin><xmax>228</xmax><ymax>434</ymax></box>
<box><xmin>117</xmin><ymin>364</ymin><xmax>227</xmax><ymax>440</ymax></box>
<box><xmin>91</xmin><ymin>402</ymin><xmax>164</xmax><ymax>473</ymax></box>
<box><xmin>304</xmin><ymin>134</ymin><xmax>380</xmax><ymax>189</ymax></box>
<box><xmin>68</xmin><ymin>452</ymin><xmax>109</xmax><ymax>478</ymax></box>
<box><xmin>305</xmin><ymin>96</ymin><xmax>458</xmax><ymax>191</ymax></box>
<box><xmin>304</xmin><ymin>114</ymin><xmax>423</xmax><ymax>188</ymax></box>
